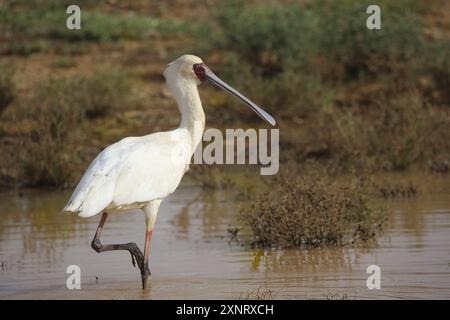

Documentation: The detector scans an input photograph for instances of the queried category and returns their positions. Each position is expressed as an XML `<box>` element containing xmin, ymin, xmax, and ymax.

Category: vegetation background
<box><xmin>0</xmin><ymin>0</ymin><xmax>448</xmax><ymax>247</ymax></box>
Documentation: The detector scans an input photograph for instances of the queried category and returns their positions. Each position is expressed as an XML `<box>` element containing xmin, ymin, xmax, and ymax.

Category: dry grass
<box><xmin>374</xmin><ymin>180</ymin><xmax>419</xmax><ymax>199</ymax></box>
<box><xmin>239</xmin><ymin>174</ymin><xmax>387</xmax><ymax>248</ymax></box>
<box><xmin>0</xmin><ymin>63</ymin><xmax>15</xmax><ymax>114</ymax></box>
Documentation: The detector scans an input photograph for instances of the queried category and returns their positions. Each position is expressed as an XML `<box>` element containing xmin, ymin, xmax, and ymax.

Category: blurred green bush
<box><xmin>0</xmin><ymin>3</ymin><xmax>184</xmax><ymax>55</ymax></box>
<box><xmin>16</xmin><ymin>69</ymin><xmax>130</xmax><ymax>187</ymax></box>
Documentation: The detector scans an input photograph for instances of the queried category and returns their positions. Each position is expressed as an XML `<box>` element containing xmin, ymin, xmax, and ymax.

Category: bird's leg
<box><xmin>141</xmin><ymin>229</ymin><xmax>153</xmax><ymax>289</ymax></box>
<box><xmin>140</xmin><ymin>199</ymin><xmax>162</xmax><ymax>289</ymax></box>
<box><xmin>91</xmin><ymin>212</ymin><xmax>146</xmax><ymax>272</ymax></box>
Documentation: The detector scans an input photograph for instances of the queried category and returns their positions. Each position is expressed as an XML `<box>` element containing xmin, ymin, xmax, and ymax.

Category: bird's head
<box><xmin>163</xmin><ymin>55</ymin><xmax>204</xmax><ymax>85</ymax></box>
<box><xmin>163</xmin><ymin>55</ymin><xmax>276</xmax><ymax>126</ymax></box>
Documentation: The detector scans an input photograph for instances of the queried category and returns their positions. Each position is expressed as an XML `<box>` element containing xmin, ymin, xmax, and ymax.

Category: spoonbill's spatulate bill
<box><xmin>62</xmin><ymin>55</ymin><xmax>276</xmax><ymax>289</ymax></box>
<box><xmin>193</xmin><ymin>63</ymin><xmax>276</xmax><ymax>126</ymax></box>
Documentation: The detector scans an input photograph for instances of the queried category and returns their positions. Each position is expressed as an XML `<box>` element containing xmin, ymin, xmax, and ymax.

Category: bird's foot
<box><xmin>90</xmin><ymin>236</ymin><xmax>150</xmax><ymax>289</ymax></box>
<box><xmin>140</xmin><ymin>262</ymin><xmax>151</xmax><ymax>290</ymax></box>
<box><xmin>91</xmin><ymin>238</ymin><xmax>102</xmax><ymax>252</ymax></box>
<box><xmin>125</xmin><ymin>242</ymin><xmax>145</xmax><ymax>269</ymax></box>
<box><xmin>123</xmin><ymin>242</ymin><xmax>150</xmax><ymax>289</ymax></box>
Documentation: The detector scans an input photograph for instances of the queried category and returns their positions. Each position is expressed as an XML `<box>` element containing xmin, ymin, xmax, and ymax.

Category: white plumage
<box><xmin>62</xmin><ymin>130</ymin><xmax>191</xmax><ymax>217</ymax></box>
<box><xmin>63</xmin><ymin>55</ymin><xmax>205</xmax><ymax>218</ymax></box>
<box><xmin>61</xmin><ymin>54</ymin><xmax>275</xmax><ymax>289</ymax></box>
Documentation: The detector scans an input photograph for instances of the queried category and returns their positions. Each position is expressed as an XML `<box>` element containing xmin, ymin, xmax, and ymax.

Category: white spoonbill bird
<box><xmin>62</xmin><ymin>55</ymin><xmax>276</xmax><ymax>289</ymax></box>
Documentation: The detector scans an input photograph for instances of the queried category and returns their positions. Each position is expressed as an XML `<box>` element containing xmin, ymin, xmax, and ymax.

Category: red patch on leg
<box><xmin>144</xmin><ymin>229</ymin><xmax>153</xmax><ymax>259</ymax></box>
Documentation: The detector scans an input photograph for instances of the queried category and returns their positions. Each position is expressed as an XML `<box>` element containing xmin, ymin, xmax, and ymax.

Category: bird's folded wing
<box><xmin>62</xmin><ymin>132</ymin><xmax>189</xmax><ymax>217</ymax></box>
<box><xmin>62</xmin><ymin>136</ymin><xmax>143</xmax><ymax>217</ymax></box>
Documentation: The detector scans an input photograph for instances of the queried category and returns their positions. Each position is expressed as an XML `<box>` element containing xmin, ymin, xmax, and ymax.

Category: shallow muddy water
<box><xmin>0</xmin><ymin>175</ymin><xmax>449</xmax><ymax>299</ymax></box>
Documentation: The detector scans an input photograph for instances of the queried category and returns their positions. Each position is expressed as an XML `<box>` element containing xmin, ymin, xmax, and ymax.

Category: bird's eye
<box><xmin>193</xmin><ymin>63</ymin><xmax>207</xmax><ymax>81</ymax></box>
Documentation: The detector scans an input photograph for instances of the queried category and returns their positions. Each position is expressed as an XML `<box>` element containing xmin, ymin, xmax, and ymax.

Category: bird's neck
<box><xmin>168</xmin><ymin>78</ymin><xmax>205</xmax><ymax>154</ymax></box>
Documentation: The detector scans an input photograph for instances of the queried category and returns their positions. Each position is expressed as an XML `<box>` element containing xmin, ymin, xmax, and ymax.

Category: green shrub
<box><xmin>0</xmin><ymin>4</ymin><xmax>184</xmax><ymax>55</ymax></box>
<box><xmin>16</xmin><ymin>69</ymin><xmax>130</xmax><ymax>187</ymax></box>
<box><xmin>420</xmin><ymin>41</ymin><xmax>450</xmax><ymax>105</ymax></box>
<box><xmin>195</xmin><ymin>0</ymin><xmax>318</xmax><ymax>75</ymax></box>
<box><xmin>71</xmin><ymin>69</ymin><xmax>130</xmax><ymax>118</ymax></box>
<box><xmin>196</xmin><ymin>0</ymin><xmax>434</xmax><ymax>80</ymax></box>
<box><xmin>50</xmin><ymin>57</ymin><xmax>76</xmax><ymax>69</ymax></box>
<box><xmin>47</xmin><ymin>11</ymin><xmax>161</xmax><ymax>42</ymax></box>
<box><xmin>316</xmin><ymin>0</ymin><xmax>423</xmax><ymax>81</ymax></box>
<box><xmin>308</xmin><ymin>92</ymin><xmax>450</xmax><ymax>172</ymax></box>
<box><xmin>18</xmin><ymin>78</ymin><xmax>84</xmax><ymax>187</ymax></box>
